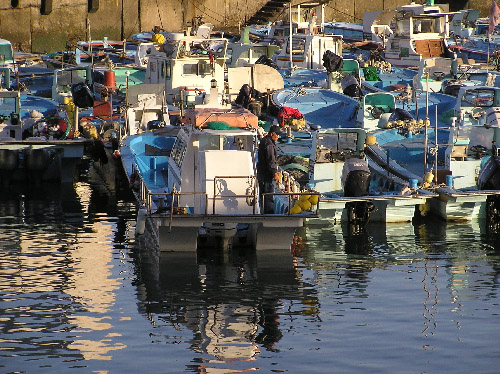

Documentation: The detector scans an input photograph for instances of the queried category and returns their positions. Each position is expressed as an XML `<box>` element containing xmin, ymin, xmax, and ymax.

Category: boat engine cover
<box><xmin>341</xmin><ymin>158</ymin><xmax>371</xmax><ymax>197</ymax></box>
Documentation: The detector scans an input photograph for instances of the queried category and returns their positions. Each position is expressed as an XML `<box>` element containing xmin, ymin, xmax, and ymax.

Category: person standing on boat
<box><xmin>257</xmin><ymin>125</ymin><xmax>282</xmax><ymax>214</ymax></box>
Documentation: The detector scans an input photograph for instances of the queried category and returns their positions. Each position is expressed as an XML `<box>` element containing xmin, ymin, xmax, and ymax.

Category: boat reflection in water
<box><xmin>133</xmin><ymin>236</ymin><xmax>319</xmax><ymax>372</ymax></box>
<box><xmin>0</xmin><ymin>180</ymin><xmax>136</xmax><ymax>367</ymax></box>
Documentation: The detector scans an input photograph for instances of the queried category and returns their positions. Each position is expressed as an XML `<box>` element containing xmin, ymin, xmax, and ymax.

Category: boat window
<box><xmin>226</xmin><ymin>48</ymin><xmax>233</xmax><ymax>64</ymax></box>
<box><xmin>462</xmin><ymin>89</ymin><xmax>495</xmax><ymax>107</ymax></box>
<box><xmin>395</xmin><ymin>19</ymin><xmax>410</xmax><ymax>36</ymax></box>
<box><xmin>287</xmin><ymin>38</ymin><xmax>305</xmax><ymax>55</ymax></box>
<box><xmin>164</xmin><ymin>61</ymin><xmax>171</xmax><ymax>79</ymax></box>
<box><xmin>240</xmin><ymin>50</ymin><xmax>250</xmax><ymax>59</ymax></box>
<box><xmin>199</xmin><ymin>135</ymin><xmax>221</xmax><ymax>151</ymax></box>
<box><xmin>183</xmin><ymin>63</ymin><xmax>197</xmax><ymax>75</ymax></box>
<box><xmin>182</xmin><ymin>62</ymin><xmax>212</xmax><ymax>76</ymax></box>
<box><xmin>252</xmin><ymin>47</ymin><xmax>267</xmax><ymax>59</ymax></box>
<box><xmin>171</xmin><ymin>137</ymin><xmax>188</xmax><ymax>167</ymax></box>
<box><xmin>0</xmin><ymin>97</ymin><xmax>16</xmax><ymax>117</ymax></box>
<box><xmin>56</xmin><ymin>69</ymin><xmax>86</xmax><ymax>92</ymax></box>
<box><xmin>150</xmin><ymin>62</ymin><xmax>157</xmax><ymax>73</ymax></box>
<box><xmin>198</xmin><ymin>61</ymin><xmax>212</xmax><ymax>75</ymax></box>
<box><xmin>317</xmin><ymin>132</ymin><xmax>358</xmax><ymax>153</ymax></box>
<box><xmin>0</xmin><ymin>44</ymin><xmax>13</xmax><ymax>64</ymax></box>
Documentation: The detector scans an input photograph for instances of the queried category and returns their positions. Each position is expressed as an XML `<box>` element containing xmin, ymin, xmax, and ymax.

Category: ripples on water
<box><xmin>1</xmin><ymin>169</ymin><xmax>500</xmax><ymax>373</ymax></box>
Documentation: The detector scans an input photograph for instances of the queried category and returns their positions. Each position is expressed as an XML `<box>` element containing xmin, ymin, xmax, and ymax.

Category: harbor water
<box><xmin>1</xmin><ymin>167</ymin><xmax>500</xmax><ymax>374</ymax></box>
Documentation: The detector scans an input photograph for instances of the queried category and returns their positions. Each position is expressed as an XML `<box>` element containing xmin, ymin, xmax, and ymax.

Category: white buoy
<box><xmin>135</xmin><ymin>207</ymin><xmax>147</xmax><ymax>235</ymax></box>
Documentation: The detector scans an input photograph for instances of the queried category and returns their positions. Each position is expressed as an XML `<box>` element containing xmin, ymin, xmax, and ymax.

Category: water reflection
<box><xmin>299</xmin><ymin>218</ymin><xmax>500</xmax><ymax>351</ymax></box>
<box><xmin>0</xmin><ymin>180</ymin><xmax>136</xmax><ymax>369</ymax></box>
<box><xmin>2</xmin><ymin>177</ymin><xmax>500</xmax><ymax>373</ymax></box>
<box><xmin>133</xmin><ymin>242</ymin><xmax>318</xmax><ymax>373</ymax></box>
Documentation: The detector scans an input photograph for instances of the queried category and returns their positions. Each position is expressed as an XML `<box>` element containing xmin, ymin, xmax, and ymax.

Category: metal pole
<box><xmin>435</xmin><ymin>105</ymin><xmax>438</xmax><ymax>186</ymax></box>
<box><xmin>289</xmin><ymin>4</ymin><xmax>293</xmax><ymax>70</ymax></box>
<box><xmin>423</xmin><ymin>72</ymin><xmax>429</xmax><ymax>176</ymax></box>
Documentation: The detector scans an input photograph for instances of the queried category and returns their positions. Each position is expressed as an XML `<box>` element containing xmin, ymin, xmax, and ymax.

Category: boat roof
<box><xmin>195</xmin><ymin>127</ymin><xmax>256</xmax><ymax>136</ymax></box>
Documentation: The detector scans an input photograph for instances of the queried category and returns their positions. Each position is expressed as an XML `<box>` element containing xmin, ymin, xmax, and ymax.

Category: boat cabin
<box><xmin>356</xmin><ymin>92</ymin><xmax>396</xmax><ymax>132</ymax></box>
<box><xmin>166</xmin><ymin>110</ymin><xmax>260</xmax><ymax>215</ymax></box>
<box><xmin>144</xmin><ymin>36</ymin><xmax>228</xmax><ymax>107</ymax></box>
<box><xmin>273</xmin><ymin>34</ymin><xmax>343</xmax><ymax>69</ymax></box>
<box><xmin>370</xmin><ymin>3</ymin><xmax>454</xmax><ymax>67</ymax></box>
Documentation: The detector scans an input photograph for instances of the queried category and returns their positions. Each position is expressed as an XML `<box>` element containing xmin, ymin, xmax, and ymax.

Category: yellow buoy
<box><xmin>298</xmin><ymin>199</ymin><xmax>312</xmax><ymax>211</ymax></box>
<box><xmin>152</xmin><ymin>33</ymin><xmax>165</xmax><ymax>44</ymax></box>
<box><xmin>309</xmin><ymin>194</ymin><xmax>319</xmax><ymax>205</ymax></box>
<box><xmin>290</xmin><ymin>204</ymin><xmax>302</xmax><ymax>214</ymax></box>
<box><xmin>419</xmin><ymin>202</ymin><xmax>430</xmax><ymax>217</ymax></box>
<box><xmin>365</xmin><ymin>135</ymin><xmax>377</xmax><ymax>146</ymax></box>
<box><xmin>300</xmin><ymin>194</ymin><xmax>311</xmax><ymax>201</ymax></box>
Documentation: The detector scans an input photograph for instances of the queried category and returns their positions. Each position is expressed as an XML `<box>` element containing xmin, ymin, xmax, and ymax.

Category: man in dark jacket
<box><xmin>257</xmin><ymin>124</ymin><xmax>282</xmax><ymax>214</ymax></box>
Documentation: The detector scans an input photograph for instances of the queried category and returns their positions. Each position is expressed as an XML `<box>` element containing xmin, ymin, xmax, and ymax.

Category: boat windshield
<box><xmin>0</xmin><ymin>96</ymin><xmax>17</xmax><ymax>117</ymax></box>
<box><xmin>179</xmin><ymin>39</ymin><xmax>227</xmax><ymax>59</ymax></box>
<box><xmin>198</xmin><ymin>134</ymin><xmax>252</xmax><ymax>151</ymax></box>
<box><xmin>462</xmin><ymin>89</ymin><xmax>496</xmax><ymax>108</ymax></box>
<box><xmin>0</xmin><ymin>43</ymin><xmax>13</xmax><ymax>65</ymax></box>
<box><xmin>317</xmin><ymin>132</ymin><xmax>359</xmax><ymax>153</ymax></box>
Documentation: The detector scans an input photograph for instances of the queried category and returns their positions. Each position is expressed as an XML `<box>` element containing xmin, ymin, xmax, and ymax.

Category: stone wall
<box><xmin>0</xmin><ymin>0</ymin><xmax>493</xmax><ymax>53</ymax></box>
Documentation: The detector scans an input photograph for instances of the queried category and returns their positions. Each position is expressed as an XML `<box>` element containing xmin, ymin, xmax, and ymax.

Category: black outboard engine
<box><xmin>441</xmin><ymin>79</ymin><xmax>464</xmax><ymax>97</ymax></box>
<box><xmin>342</xmin><ymin>158</ymin><xmax>371</xmax><ymax>197</ymax></box>
<box><xmin>478</xmin><ymin>143</ymin><xmax>500</xmax><ymax>232</ymax></box>
<box><xmin>341</xmin><ymin>158</ymin><xmax>374</xmax><ymax>226</ymax></box>
<box><xmin>341</xmin><ymin>75</ymin><xmax>363</xmax><ymax>99</ymax></box>
<box><xmin>71</xmin><ymin>82</ymin><xmax>94</xmax><ymax>108</ymax></box>
<box><xmin>322</xmin><ymin>50</ymin><xmax>343</xmax><ymax>73</ymax></box>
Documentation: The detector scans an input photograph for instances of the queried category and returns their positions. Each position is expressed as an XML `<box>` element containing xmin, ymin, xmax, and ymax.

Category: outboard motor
<box><xmin>341</xmin><ymin>158</ymin><xmax>374</xmax><ymax>226</ymax></box>
<box><xmin>71</xmin><ymin>82</ymin><xmax>94</xmax><ymax>108</ymax></box>
<box><xmin>342</xmin><ymin>158</ymin><xmax>371</xmax><ymax>197</ymax></box>
<box><xmin>388</xmin><ymin>107</ymin><xmax>413</xmax><ymax>122</ymax></box>
<box><xmin>441</xmin><ymin>79</ymin><xmax>465</xmax><ymax>97</ymax></box>
<box><xmin>322</xmin><ymin>50</ymin><xmax>343</xmax><ymax>73</ymax></box>
<box><xmin>341</xmin><ymin>75</ymin><xmax>363</xmax><ymax>99</ymax></box>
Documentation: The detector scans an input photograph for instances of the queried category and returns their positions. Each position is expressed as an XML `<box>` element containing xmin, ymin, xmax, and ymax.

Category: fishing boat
<box><xmin>272</xmin><ymin>87</ymin><xmax>359</xmax><ymax>129</ymax></box>
<box><xmin>304</xmin><ymin>128</ymin><xmax>436</xmax><ymax>224</ymax></box>
<box><xmin>371</xmin><ymin>85</ymin><xmax>500</xmax><ymax>223</ymax></box>
<box><xmin>226</xmin><ymin>27</ymin><xmax>280</xmax><ymax>68</ymax></box>
<box><xmin>448</xmin><ymin>10</ymin><xmax>500</xmax><ymax>64</ymax></box>
<box><xmin>275</xmin><ymin>127</ymin><xmax>437</xmax><ymax>225</ymax></box>
<box><xmin>0</xmin><ymin>90</ymin><xmax>87</xmax><ymax>185</ymax></box>
<box><xmin>249</xmin><ymin>3</ymin><xmax>327</xmax><ymax>48</ymax></box>
<box><xmin>120</xmin><ymin>107</ymin><xmax>319</xmax><ymax>251</ymax></box>
<box><xmin>324</xmin><ymin>22</ymin><xmax>364</xmax><ymax>43</ymax></box>
<box><xmin>368</xmin><ymin>1</ymin><xmax>455</xmax><ymax>68</ymax></box>
<box><xmin>143</xmin><ymin>35</ymin><xmax>229</xmax><ymax>108</ymax></box>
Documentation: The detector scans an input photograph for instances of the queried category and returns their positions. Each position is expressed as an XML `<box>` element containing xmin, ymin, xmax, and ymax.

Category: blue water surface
<box><xmin>0</xmin><ymin>169</ymin><xmax>499</xmax><ymax>374</ymax></box>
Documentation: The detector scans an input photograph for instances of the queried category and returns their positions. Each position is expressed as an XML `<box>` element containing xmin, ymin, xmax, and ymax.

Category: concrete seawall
<box><xmin>0</xmin><ymin>0</ymin><xmax>491</xmax><ymax>53</ymax></box>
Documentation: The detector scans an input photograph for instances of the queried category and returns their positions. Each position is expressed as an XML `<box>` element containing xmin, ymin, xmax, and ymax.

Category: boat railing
<box><xmin>133</xmin><ymin>164</ymin><xmax>319</xmax><ymax>217</ymax></box>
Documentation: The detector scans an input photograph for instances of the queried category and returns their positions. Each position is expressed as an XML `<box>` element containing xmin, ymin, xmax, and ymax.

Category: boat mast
<box><xmin>289</xmin><ymin>4</ymin><xmax>293</xmax><ymax>70</ymax></box>
<box><xmin>424</xmin><ymin>73</ymin><xmax>429</xmax><ymax>176</ymax></box>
